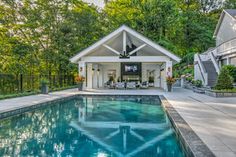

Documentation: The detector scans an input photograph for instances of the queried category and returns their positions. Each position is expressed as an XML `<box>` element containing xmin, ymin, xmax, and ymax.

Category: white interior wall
<box><xmin>98</xmin><ymin>64</ymin><xmax>103</xmax><ymax>88</ymax></box>
<box><xmin>160</xmin><ymin>63</ymin><xmax>166</xmax><ymax>89</ymax></box>
<box><xmin>92</xmin><ymin>64</ymin><xmax>99</xmax><ymax>88</ymax></box>
<box><xmin>88</xmin><ymin>64</ymin><xmax>105</xmax><ymax>88</ymax></box>
<box><xmin>155</xmin><ymin>66</ymin><xmax>161</xmax><ymax>87</ymax></box>
<box><xmin>102</xmin><ymin>63</ymin><xmax>121</xmax><ymax>84</ymax></box>
<box><xmin>141</xmin><ymin>63</ymin><xmax>161</xmax><ymax>87</ymax></box>
<box><xmin>87</xmin><ymin>63</ymin><xmax>93</xmax><ymax>89</ymax></box>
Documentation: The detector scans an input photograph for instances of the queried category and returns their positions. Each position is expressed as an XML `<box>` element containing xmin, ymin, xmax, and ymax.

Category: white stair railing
<box><xmin>209</xmin><ymin>49</ymin><xmax>220</xmax><ymax>74</ymax></box>
<box><xmin>195</xmin><ymin>54</ymin><xmax>208</xmax><ymax>86</ymax></box>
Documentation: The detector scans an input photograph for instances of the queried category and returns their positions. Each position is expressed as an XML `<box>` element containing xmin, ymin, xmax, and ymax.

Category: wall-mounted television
<box><xmin>125</xmin><ymin>65</ymin><xmax>138</xmax><ymax>73</ymax></box>
<box><xmin>121</xmin><ymin>63</ymin><xmax>141</xmax><ymax>75</ymax></box>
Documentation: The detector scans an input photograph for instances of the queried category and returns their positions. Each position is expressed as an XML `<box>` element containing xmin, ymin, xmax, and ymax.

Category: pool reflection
<box><xmin>0</xmin><ymin>96</ymin><xmax>184</xmax><ymax>157</ymax></box>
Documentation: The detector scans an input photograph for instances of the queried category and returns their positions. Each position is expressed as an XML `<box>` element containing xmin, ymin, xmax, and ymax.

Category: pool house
<box><xmin>70</xmin><ymin>25</ymin><xmax>180</xmax><ymax>90</ymax></box>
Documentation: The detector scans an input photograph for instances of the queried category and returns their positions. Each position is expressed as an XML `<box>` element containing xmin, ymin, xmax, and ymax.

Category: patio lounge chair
<box><xmin>140</xmin><ymin>81</ymin><xmax>149</xmax><ymax>89</ymax></box>
<box><xmin>115</xmin><ymin>82</ymin><xmax>125</xmax><ymax>89</ymax></box>
<box><xmin>126</xmin><ymin>82</ymin><xmax>136</xmax><ymax>89</ymax></box>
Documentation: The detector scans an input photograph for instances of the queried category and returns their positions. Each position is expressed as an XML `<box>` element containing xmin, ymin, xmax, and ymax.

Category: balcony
<box><xmin>216</xmin><ymin>37</ymin><xmax>236</xmax><ymax>56</ymax></box>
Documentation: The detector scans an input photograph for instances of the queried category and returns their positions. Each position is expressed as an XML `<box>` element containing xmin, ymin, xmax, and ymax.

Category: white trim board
<box><xmin>70</xmin><ymin>25</ymin><xmax>181</xmax><ymax>63</ymax></box>
<box><xmin>81</xmin><ymin>56</ymin><xmax>170</xmax><ymax>63</ymax></box>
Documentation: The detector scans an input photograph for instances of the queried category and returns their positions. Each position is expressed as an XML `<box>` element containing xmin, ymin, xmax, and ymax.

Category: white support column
<box><xmin>78</xmin><ymin>106</ymin><xmax>86</xmax><ymax>123</ymax></box>
<box><xmin>154</xmin><ymin>65</ymin><xmax>161</xmax><ymax>87</ymax></box>
<box><xmin>141</xmin><ymin>63</ymin><xmax>147</xmax><ymax>82</ymax></box>
<box><xmin>166</xmin><ymin>61</ymin><xmax>173</xmax><ymax>77</ymax></box>
<box><xmin>123</xmin><ymin>31</ymin><xmax>126</xmax><ymax>53</ymax></box>
<box><xmin>92</xmin><ymin>64</ymin><xmax>99</xmax><ymax>89</ymax></box>
<box><xmin>98</xmin><ymin>65</ymin><xmax>103</xmax><ymax>88</ymax></box>
<box><xmin>78</xmin><ymin>61</ymin><xmax>86</xmax><ymax>76</ymax></box>
<box><xmin>87</xmin><ymin>63</ymin><xmax>93</xmax><ymax>89</ymax></box>
<box><xmin>78</xmin><ymin>61</ymin><xmax>86</xmax><ymax>89</ymax></box>
<box><xmin>164</xmin><ymin>61</ymin><xmax>173</xmax><ymax>91</ymax></box>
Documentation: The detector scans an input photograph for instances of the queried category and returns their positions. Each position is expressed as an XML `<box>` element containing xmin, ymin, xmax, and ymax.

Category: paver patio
<box><xmin>0</xmin><ymin>88</ymin><xmax>236</xmax><ymax>157</ymax></box>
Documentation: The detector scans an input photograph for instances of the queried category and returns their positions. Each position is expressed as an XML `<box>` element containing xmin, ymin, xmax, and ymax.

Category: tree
<box><xmin>224</xmin><ymin>0</ymin><xmax>236</xmax><ymax>8</ymax></box>
<box><xmin>214</xmin><ymin>66</ymin><xmax>234</xmax><ymax>90</ymax></box>
<box><xmin>103</xmin><ymin>0</ymin><xmax>218</xmax><ymax>57</ymax></box>
<box><xmin>0</xmin><ymin>0</ymin><xmax>104</xmax><ymax>76</ymax></box>
<box><xmin>0</xmin><ymin>0</ymin><xmax>226</xmax><ymax>93</ymax></box>
<box><xmin>223</xmin><ymin>65</ymin><xmax>236</xmax><ymax>82</ymax></box>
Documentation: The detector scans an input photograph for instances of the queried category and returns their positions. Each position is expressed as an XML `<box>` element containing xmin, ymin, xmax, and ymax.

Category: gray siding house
<box><xmin>194</xmin><ymin>9</ymin><xmax>236</xmax><ymax>87</ymax></box>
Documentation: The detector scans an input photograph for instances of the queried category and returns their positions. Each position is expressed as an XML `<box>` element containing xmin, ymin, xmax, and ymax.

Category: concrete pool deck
<box><xmin>0</xmin><ymin>88</ymin><xmax>236</xmax><ymax>157</ymax></box>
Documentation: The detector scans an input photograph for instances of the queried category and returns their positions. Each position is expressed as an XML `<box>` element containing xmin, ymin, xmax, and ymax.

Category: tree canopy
<box><xmin>0</xmin><ymin>0</ymin><xmax>233</xmax><ymax>75</ymax></box>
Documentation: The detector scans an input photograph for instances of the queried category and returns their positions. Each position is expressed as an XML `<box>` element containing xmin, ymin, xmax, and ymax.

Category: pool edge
<box><xmin>159</xmin><ymin>95</ymin><xmax>215</xmax><ymax>157</ymax></box>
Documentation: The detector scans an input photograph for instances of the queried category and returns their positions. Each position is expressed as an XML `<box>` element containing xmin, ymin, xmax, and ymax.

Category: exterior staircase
<box><xmin>202</xmin><ymin>61</ymin><xmax>218</xmax><ymax>87</ymax></box>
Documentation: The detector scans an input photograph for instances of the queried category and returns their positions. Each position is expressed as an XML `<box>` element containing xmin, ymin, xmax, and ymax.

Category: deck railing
<box><xmin>209</xmin><ymin>50</ymin><xmax>220</xmax><ymax>74</ymax></box>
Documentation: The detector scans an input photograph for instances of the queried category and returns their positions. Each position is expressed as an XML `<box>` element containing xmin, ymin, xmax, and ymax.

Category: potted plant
<box><xmin>166</xmin><ymin>76</ymin><xmax>175</xmax><ymax>92</ymax></box>
<box><xmin>148</xmin><ymin>76</ymin><xmax>154</xmax><ymax>87</ymax></box>
<box><xmin>75</xmin><ymin>75</ymin><xmax>85</xmax><ymax>91</ymax></box>
<box><xmin>40</xmin><ymin>78</ymin><xmax>49</xmax><ymax>94</ymax></box>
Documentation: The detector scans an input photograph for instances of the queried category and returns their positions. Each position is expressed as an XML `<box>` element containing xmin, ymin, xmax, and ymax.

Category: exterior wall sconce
<box><xmin>80</xmin><ymin>67</ymin><xmax>83</xmax><ymax>72</ymax></box>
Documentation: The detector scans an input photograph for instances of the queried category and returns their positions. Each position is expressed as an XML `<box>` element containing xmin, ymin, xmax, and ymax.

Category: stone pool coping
<box><xmin>159</xmin><ymin>95</ymin><xmax>215</xmax><ymax>157</ymax></box>
<box><xmin>0</xmin><ymin>94</ymin><xmax>78</xmax><ymax>119</ymax></box>
<box><xmin>0</xmin><ymin>92</ymin><xmax>215</xmax><ymax>157</ymax></box>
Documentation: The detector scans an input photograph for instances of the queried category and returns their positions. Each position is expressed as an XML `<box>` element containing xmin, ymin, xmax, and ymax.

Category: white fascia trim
<box><xmin>81</xmin><ymin>56</ymin><xmax>170</xmax><ymax>63</ymax></box>
<box><xmin>123</xmin><ymin>26</ymin><xmax>181</xmax><ymax>62</ymax></box>
<box><xmin>213</xmin><ymin>11</ymin><xmax>226</xmax><ymax>38</ymax></box>
<box><xmin>70</xmin><ymin>26</ymin><xmax>125</xmax><ymax>63</ymax></box>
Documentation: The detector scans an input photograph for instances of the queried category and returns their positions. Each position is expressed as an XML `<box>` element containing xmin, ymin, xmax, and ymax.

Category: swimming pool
<box><xmin>0</xmin><ymin>95</ymin><xmax>185</xmax><ymax>157</ymax></box>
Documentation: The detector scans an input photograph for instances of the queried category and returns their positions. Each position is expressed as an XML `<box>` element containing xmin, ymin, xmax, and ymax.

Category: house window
<box><xmin>230</xmin><ymin>57</ymin><xmax>236</xmax><ymax>66</ymax></box>
<box><xmin>221</xmin><ymin>59</ymin><xmax>227</xmax><ymax>66</ymax></box>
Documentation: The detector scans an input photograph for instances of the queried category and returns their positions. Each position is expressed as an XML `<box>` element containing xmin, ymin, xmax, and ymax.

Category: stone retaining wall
<box><xmin>205</xmin><ymin>90</ymin><xmax>236</xmax><ymax>97</ymax></box>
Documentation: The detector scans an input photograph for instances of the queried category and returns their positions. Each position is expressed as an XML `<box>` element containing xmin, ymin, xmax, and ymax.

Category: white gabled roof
<box><xmin>214</xmin><ymin>9</ymin><xmax>236</xmax><ymax>37</ymax></box>
<box><xmin>70</xmin><ymin>25</ymin><xmax>181</xmax><ymax>63</ymax></box>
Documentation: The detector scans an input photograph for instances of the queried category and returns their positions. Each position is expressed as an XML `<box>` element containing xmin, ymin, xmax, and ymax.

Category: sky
<box><xmin>83</xmin><ymin>0</ymin><xmax>105</xmax><ymax>8</ymax></box>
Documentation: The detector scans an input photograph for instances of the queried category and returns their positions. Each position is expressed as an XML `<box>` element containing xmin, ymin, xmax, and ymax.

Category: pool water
<box><xmin>0</xmin><ymin>96</ymin><xmax>185</xmax><ymax>157</ymax></box>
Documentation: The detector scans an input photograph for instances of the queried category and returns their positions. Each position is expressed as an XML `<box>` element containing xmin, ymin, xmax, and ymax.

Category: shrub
<box><xmin>214</xmin><ymin>66</ymin><xmax>234</xmax><ymax>90</ymax></box>
<box><xmin>148</xmin><ymin>76</ymin><xmax>154</xmax><ymax>83</ymax></box>
<box><xmin>194</xmin><ymin>80</ymin><xmax>202</xmax><ymax>88</ymax></box>
<box><xmin>40</xmin><ymin>78</ymin><xmax>49</xmax><ymax>85</ymax></box>
<box><xmin>181</xmin><ymin>52</ymin><xmax>194</xmax><ymax>65</ymax></box>
<box><xmin>223</xmin><ymin>65</ymin><xmax>236</xmax><ymax>82</ymax></box>
<box><xmin>186</xmin><ymin>76</ymin><xmax>194</xmax><ymax>83</ymax></box>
